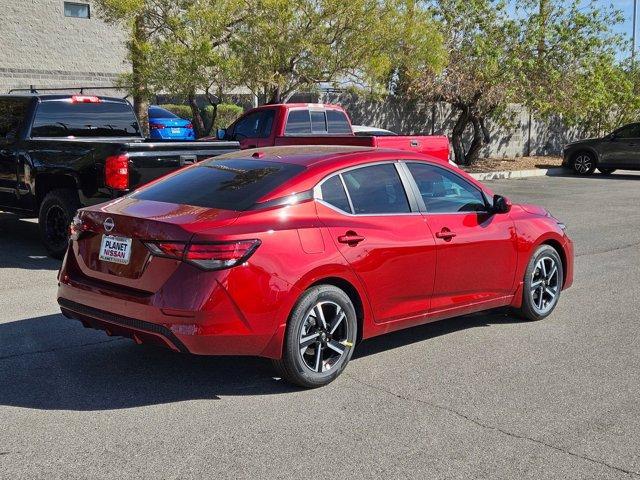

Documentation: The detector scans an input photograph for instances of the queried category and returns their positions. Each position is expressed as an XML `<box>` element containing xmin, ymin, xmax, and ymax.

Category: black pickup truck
<box><xmin>0</xmin><ymin>94</ymin><xmax>239</xmax><ymax>257</ymax></box>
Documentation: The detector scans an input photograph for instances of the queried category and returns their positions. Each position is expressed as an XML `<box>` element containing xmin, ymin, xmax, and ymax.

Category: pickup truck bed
<box><xmin>273</xmin><ymin>134</ymin><xmax>449</xmax><ymax>163</ymax></box>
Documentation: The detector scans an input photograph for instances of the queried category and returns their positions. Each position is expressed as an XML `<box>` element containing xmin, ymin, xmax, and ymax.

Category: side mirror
<box><xmin>492</xmin><ymin>194</ymin><xmax>512</xmax><ymax>214</ymax></box>
<box><xmin>216</xmin><ymin>128</ymin><xmax>227</xmax><ymax>140</ymax></box>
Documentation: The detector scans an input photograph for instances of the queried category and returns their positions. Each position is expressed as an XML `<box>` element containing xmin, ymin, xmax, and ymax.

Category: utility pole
<box><xmin>634</xmin><ymin>0</ymin><xmax>638</xmax><ymax>66</ymax></box>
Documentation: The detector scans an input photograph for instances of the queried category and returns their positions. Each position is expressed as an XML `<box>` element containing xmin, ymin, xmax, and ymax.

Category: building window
<box><xmin>64</xmin><ymin>2</ymin><xmax>90</xmax><ymax>19</ymax></box>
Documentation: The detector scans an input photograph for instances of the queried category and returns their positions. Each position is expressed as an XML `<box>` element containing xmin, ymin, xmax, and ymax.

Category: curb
<box><xmin>469</xmin><ymin>167</ymin><xmax>566</xmax><ymax>181</ymax></box>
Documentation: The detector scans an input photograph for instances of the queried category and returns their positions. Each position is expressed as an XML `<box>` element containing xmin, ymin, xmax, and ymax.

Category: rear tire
<box><xmin>38</xmin><ymin>189</ymin><xmax>79</xmax><ymax>259</ymax></box>
<box><xmin>516</xmin><ymin>245</ymin><xmax>563</xmax><ymax>322</ymax></box>
<box><xmin>572</xmin><ymin>152</ymin><xmax>596</xmax><ymax>175</ymax></box>
<box><xmin>598</xmin><ymin>168</ymin><xmax>616</xmax><ymax>175</ymax></box>
<box><xmin>272</xmin><ymin>285</ymin><xmax>358</xmax><ymax>388</ymax></box>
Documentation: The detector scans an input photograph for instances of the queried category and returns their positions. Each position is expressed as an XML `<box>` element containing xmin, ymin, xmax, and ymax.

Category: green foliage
<box><xmin>159</xmin><ymin>103</ymin><xmax>244</xmax><ymax>130</ymax></box>
<box><xmin>232</xmin><ymin>0</ymin><xmax>445</xmax><ymax>103</ymax></box>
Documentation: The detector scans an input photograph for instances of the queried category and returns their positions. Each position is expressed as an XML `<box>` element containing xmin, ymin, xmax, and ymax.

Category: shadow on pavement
<box><xmin>0</xmin><ymin>212</ymin><xmax>60</xmax><ymax>271</ymax></box>
<box><xmin>0</xmin><ymin>308</ymin><xmax>518</xmax><ymax>411</ymax></box>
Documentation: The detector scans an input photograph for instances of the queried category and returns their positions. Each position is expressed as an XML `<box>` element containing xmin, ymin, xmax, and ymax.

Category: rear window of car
<box><xmin>31</xmin><ymin>99</ymin><xmax>141</xmax><ymax>138</ymax></box>
<box><xmin>132</xmin><ymin>159</ymin><xmax>305</xmax><ymax>211</ymax></box>
<box><xmin>149</xmin><ymin>106</ymin><xmax>179</xmax><ymax>119</ymax></box>
<box><xmin>285</xmin><ymin>110</ymin><xmax>312</xmax><ymax>135</ymax></box>
<box><xmin>326</xmin><ymin>110</ymin><xmax>351</xmax><ymax>134</ymax></box>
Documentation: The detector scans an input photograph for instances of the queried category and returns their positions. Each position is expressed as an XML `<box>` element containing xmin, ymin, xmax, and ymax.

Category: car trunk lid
<box><xmin>73</xmin><ymin>196</ymin><xmax>239</xmax><ymax>289</ymax></box>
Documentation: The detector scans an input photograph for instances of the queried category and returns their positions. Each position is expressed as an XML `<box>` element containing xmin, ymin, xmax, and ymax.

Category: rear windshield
<box><xmin>149</xmin><ymin>106</ymin><xmax>179</xmax><ymax>118</ymax></box>
<box><xmin>132</xmin><ymin>159</ymin><xmax>305</xmax><ymax>210</ymax></box>
<box><xmin>31</xmin><ymin>99</ymin><xmax>141</xmax><ymax>138</ymax></box>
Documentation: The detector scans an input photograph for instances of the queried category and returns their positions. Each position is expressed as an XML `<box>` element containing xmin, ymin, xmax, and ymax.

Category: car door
<box><xmin>0</xmin><ymin>98</ymin><xmax>28</xmax><ymax>207</ymax></box>
<box><xmin>602</xmin><ymin>123</ymin><xmax>640</xmax><ymax>168</ymax></box>
<box><xmin>403</xmin><ymin>162</ymin><xmax>518</xmax><ymax>315</ymax></box>
<box><xmin>316</xmin><ymin>162</ymin><xmax>437</xmax><ymax>324</ymax></box>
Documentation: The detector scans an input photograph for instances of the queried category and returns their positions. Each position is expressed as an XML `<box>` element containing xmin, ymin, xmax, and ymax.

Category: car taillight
<box><xmin>149</xmin><ymin>123</ymin><xmax>164</xmax><ymax>130</ymax></box>
<box><xmin>71</xmin><ymin>95</ymin><xmax>101</xmax><ymax>103</ymax></box>
<box><xmin>69</xmin><ymin>212</ymin><xmax>86</xmax><ymax>241</ymax></box>
<box><xmin>186</xmin><ymin>123</ymin><xmax>193</xmax><ymax>129</ymax></box>
<box><xmin>143</xmin><ymin>240</ymin><xmax>260</xmax><ymax>271</ymax></box>
<box><xmin>105</xmin><ymin>154</ymin><xmax>129</xmax><ymax>190</ymax></box>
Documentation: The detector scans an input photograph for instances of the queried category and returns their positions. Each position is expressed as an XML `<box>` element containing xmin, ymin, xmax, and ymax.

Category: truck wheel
<box><xmin>272</xmin><ymin>285</ymin><xmax>358</xmax><ymax>388</ymax></box>
<box><xmin>39</xmin><ymin>189</ymin><xmax>80</xmax><ymax>259</ymax></box>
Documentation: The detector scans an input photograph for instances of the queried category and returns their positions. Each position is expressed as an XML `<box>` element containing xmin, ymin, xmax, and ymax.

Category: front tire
<box><xmin>273</xmin><ymin>285</ymin><xmax>358</xmax><ymax>388</ymax></box>
<box><xmin>572</xmin><ymin>152</ymin><xmax>596</xmax><ymax>175</ymax></box>
<box><xmin>38</xmin><ymin>189</ymin><xmax>79</xmax><ymax>259</ymax></box>
<box><xmin>516</xmin><ymin>245</ymin><xmax>564</xmax><ymax>321</ymax></box>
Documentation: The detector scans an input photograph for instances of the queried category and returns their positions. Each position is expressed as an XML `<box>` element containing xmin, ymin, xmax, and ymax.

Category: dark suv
<box><xmin>562</xmin><ymin>123</ymin><xmax>640</xmax><ymax>175</ymax></box>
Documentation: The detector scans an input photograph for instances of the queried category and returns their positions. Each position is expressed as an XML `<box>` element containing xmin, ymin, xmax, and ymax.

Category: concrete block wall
<box><xmin>0</xmin><ymin>0</ymin><xmax>128</xmax><ymax>94</ymax></box>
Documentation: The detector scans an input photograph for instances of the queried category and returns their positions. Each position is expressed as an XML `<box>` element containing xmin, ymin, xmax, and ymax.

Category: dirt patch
<box><xmin>461</xmin><ymin>156</ymin><xmax>563</xmax><ymax>173</ymax></box>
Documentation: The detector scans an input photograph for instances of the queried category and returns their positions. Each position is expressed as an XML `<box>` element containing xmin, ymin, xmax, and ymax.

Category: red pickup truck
<box><xmin>213</xmin><ymin>103</ymin><xmax>450</xmax><ymax>163</ymax></box>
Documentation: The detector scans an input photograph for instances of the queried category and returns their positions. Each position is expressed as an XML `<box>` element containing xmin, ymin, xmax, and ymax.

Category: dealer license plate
<box><xmin>99</xmin><ymin>235</ymin><xmax>132</xmax><ymax>265</ymax></box>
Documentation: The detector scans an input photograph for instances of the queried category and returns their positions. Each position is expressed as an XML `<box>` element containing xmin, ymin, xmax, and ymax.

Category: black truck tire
<box><xmin>38</xmin><ymin>189</ymin><xmax>80</xmax><ymax>259</ymax></box>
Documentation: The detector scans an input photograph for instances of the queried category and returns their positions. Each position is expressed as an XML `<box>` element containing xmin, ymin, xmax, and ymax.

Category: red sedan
<box><xmin>57</xmin><ymin>146</ymin><xmax>574</xmax><ymax>388</ymax></box>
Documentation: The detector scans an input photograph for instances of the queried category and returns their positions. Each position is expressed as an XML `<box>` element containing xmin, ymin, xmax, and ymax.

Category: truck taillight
<box><xmin>143</xmin><ymin>240</ymin><xmax>261</xmax><ymax>271</ymax></box>
<box><xmin>105</xmin><ymin>154</ymin><xmax>129</xmax><ymax>190</ymax></box>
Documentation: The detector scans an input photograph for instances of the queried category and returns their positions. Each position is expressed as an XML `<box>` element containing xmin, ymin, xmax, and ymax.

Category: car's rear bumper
<box><xmin>56</xmin><ymin>256</ymin><xmax>282</xmax><ymax>357</ymax></box>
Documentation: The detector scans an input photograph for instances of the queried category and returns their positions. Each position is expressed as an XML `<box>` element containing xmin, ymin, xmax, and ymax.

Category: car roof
<box><xmin>214</xmin><ymin>145</ymin><xmax>447</xmax><ymax>203</ymax></box>
<box><xmin>215</xmin><ymin>145</ymin><xmax>381</xmax><ymax>166</ymax></box>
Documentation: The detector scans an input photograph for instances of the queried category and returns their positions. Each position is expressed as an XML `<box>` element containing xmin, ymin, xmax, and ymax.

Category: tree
<box><xmin>93</xmin><ymin>0</ymin><xmax>159</xmax><ymax>136</ymax></box>
<box><xmin>231</xmin><ymin>0</ymin><xmax>443</xmax><ymax>104</ymax></box>
<box><xmin>144</xmin><ymin>1</ymin><xmax>247</xmax><ymax>137</ymax></box>
<box><xmin>515</xmin><ymin>0</ymin><xmax>631</xmax><ymax>130</ymax></box>
<box><xmin>409</xmin><ymin>0</ymin><xmax>520</xmax><ymax>165</ymax></box>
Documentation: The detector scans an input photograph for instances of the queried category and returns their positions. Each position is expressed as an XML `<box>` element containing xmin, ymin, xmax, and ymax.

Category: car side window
<box><xmin>326</xmin><ymin>110</ymin><xmax>351</xmax><ymax>134</ymax></box>
<box><xmin>233</xmin><ymin>110</ymin><xmax>275</xmax><ymax>139</ymax></box>
<box><xmin>320</xmin><ymin>175</ymin><xmax>352</xmax><ymax>213</ymax></box>
<box><xmin>406</xmin><ymin>163</ymin><xmax>487</xmax><ymax>213</ymax></box>
<box><xmin>341</xmin><ymin>164</ymin><xmax>410</xmax><ymax>214</ymax></box>
<box><xmin>285</xmin><ymin>110</ymin><xmax>312</xmax><ymax>135</ymax></box>
<box><xmin>0</xmin><ymin>98</ymin><xmax>28</xmax><ymax>139</ymax></box>
<box><xmin>615</xmin><ymin>124</ymin><xmax>640</xmax><ymax>139</ymax></box>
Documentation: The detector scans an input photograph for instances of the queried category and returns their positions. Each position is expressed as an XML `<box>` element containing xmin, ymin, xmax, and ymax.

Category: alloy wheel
<box><xmin>573</xmin><ymin>154</ymin><xmax>592</xmax><ymax>174</ymax></box>
<box><xmin>299</xmin><ymin>301</ymin><xmax>350</xmax><ymax>373</ymax></box>
<box><xmin>530</xmin><ymin>256</ymin><xmax>560</xmax><ymax>315</ymax></box>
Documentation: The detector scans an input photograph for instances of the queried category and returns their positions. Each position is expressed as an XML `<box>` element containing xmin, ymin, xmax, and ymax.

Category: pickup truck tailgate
<box><xmin>124</xmin><ymin>141</ymin><xmax>240</xmax><ymax>188</ymax></box>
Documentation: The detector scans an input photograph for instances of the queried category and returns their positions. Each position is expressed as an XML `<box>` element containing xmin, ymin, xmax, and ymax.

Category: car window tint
<box><xmin>133</xmin><ymin>159</ymin><xmax>305</xmax><ymax>211</ymax></box>
<box><xmin>326</xmin><ymin>110</ymin><xmax>351</xmax><ymax>134</ymax></box>
<box><xmin>234</xmin><ymin>110</ymin><xmax>274</xmax><ymax>139</ymax></box>
<box><xmin>310</xmin><ymin>111</ymin><xmax>327</xmax><ymax>133</ymax></box>
<box><xmin>341</xmin><ymin>164</ymin><xmax>410</xmax><ymax>214</ymax></box>
<box><xmin>0</xmin><ymin>98</ymin><xmax>29</xmax><ymax>139</ymax></box>
<box><xmin>285</xmin><ymin>110</ymin><xmax>312</xmax><ymax>134</ymax></box>
<box><xmin>406</xmin><ymin>163</ymin><xmax>486</xmax><ymax>213</ymax></box>
<box><xmin>320</xmin><ymin>175</ymin><xmax>351</xmax><ymax>213</ymax></box>
<box><xmin>31</xmin><ymin>100</ymin><xmax>140</xmax><ymax>137</ymax></box>
<box><xmin>615</xmin><ymin>124</ymin><xmax>640</xmax><ymax>138</ymax></box>
<box><xmin>149</xmin><ymin>106</ymin><xmax>179</xmax><ymax>118</ymax></box>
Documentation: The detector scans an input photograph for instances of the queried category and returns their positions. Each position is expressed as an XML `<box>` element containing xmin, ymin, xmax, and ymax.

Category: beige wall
<box><xmin>0</xmin><ymin>0</ymin><xmax>129</xmax><ymax>93</ymax></box>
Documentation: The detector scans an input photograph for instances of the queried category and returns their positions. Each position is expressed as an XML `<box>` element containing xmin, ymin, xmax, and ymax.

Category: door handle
<box><xmin>435</xmin><ymin>229</ymin><xmax>457</xmax><ymax>240</ymax></box>
<box><xmin>338</xmin><ymin>232</ymin><xmax>365</xmax><ymax>246</ymax></box>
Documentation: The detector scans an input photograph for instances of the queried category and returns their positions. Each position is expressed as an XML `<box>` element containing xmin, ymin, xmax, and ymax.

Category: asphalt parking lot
<box><xmin>1</xmin><ymin>172</ymin><xmax>640</xmax><ymax>479</ymax></box>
